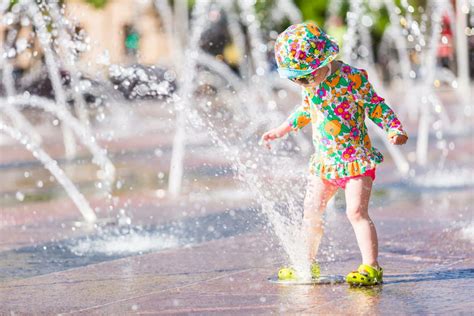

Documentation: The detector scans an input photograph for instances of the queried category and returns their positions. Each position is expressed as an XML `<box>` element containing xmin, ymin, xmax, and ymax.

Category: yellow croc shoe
<box><xmin>346</xmin><ymin>264</ymin><xmax>383</xmax><ymax>286</ymax></box>
<box><xmin>278</xmin><ymin>262</ymin><xmax>321</xmax><ymax>281</ymax></box>
<box><xmin>278</xmin><ymin>267</ymin><xmax>297</xmax><ymax>280</ymax></box>
<box><xmin>310</xmin><ymin>262</ymin><xmax>321</xmax><ymax>279</ymax></box>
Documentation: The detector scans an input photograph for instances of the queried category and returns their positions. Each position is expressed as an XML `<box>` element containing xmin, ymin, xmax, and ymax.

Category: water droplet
<box><xmin>96</xmin><ymin>112</ymin><xmax>105</xmax><ymax>122</ymax></box>
<box><xmin>361</xmin><ymin>15</ymin><xmax>373</xmax><ymax>27</ymax></box>
<box><xmin>16</xmin><ymin>192</ymin><xmax>25</xmax><ymax>201</ymax></box>
<box><xmin>277</xmin><ymin>89</ymin><xmax>287</xmax><ymax>99</ymax></box>
<box><xmin>156</xmin><ymin>189</ymin><xmax>166</xmax><ymax>199</ymax></box>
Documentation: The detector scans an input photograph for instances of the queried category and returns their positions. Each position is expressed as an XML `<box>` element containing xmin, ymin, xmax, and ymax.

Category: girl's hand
<box><xmin>261</xmin><ymin>129</ymin><xmax>281</xmax><ymax>149</ymax></box>
<box><xmin>390</xmin><ymin>134</ymin><xmax>408</xmax><ymax>145</ymax></box>
<box><xmin>261</xmin><ymin>124</ymin><xmax>292</xmax><ymax>149</ymax></box>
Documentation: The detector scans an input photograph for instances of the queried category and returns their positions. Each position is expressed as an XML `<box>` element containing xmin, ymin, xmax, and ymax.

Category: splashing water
<box><xmin>459</xmin><ymin>223</ymin><xmax>474</xmax><ymax>243</ymax></box>
<box><xmin>0</xmin><ymin>1</ymin><xmax>117</xmax><ymax>222</ymax></box>
<box><xmin>412</xmin><ymin>168</ymin><xmax>474</xmax><ymax>189</ymax></box>
<box><xmin>70</xmin><ymin>230</ymin><xmax>179</xmax><ymax>256</ymax></box>
<box><xmin>0</xmin><ymin>123</ymin><xmax>97</xmax><ymax>222</ymax></box>
<box><xmin>1</xmin><ymin>0</ymin><xmax>472</xmax><ymax>283</ymax></box>
<box><xmin>154</xmin><ymin>0</ymin><xmax>315</xmax><ymax>279</ymax></box>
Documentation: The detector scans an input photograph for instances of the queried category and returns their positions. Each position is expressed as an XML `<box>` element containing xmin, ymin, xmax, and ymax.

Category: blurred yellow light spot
<box><xmin>400</xmin><ymin>17</ymin><xmax>407</xmax><ymax>27</ymax></box>
<box><xmin>223</xmin><ymin>43</ymin><xmax>241</xmax><ymax>65</ymax></box>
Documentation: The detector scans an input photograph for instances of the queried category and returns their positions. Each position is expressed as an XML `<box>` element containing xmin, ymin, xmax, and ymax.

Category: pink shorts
<box><xmin>324</xmin><ymin>168</ymin><xmax>376</xmax><ymax>189</ymax></box>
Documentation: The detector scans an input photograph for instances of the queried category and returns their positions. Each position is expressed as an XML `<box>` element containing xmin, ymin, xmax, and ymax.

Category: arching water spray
<box><xmin>0</xmin><ymin>122</ymin><xmax>97</xmax><ymax>222</ymax></box>
<box><xmin>2</xmin><ymin>95</ymin><xmax>116</xmax><ymax>192</ymax></box>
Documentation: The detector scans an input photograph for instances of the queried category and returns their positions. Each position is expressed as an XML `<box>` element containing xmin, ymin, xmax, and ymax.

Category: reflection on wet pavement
<box><xmin>1</xmin><ymin>181</ymin><xmax>473</xmax><ymax>313</ymax></box>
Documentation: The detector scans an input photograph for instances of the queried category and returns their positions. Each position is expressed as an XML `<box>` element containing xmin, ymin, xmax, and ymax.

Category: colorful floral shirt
<box><xmin>287</xmin><ymin>62</ymin><xmax>408</xmax><ymax>179</ymax></box>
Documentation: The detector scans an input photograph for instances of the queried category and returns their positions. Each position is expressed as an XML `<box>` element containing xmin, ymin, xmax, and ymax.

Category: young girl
<box><xmin>262</xmin><ymin>22</ymin><xmax>408</xmax><ymax>286</ymax></box>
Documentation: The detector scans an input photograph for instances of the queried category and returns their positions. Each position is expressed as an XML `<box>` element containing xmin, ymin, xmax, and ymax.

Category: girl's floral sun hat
<box><xmin>274</xmin><ymin>22</ymin><xmax>340</xmax><ymax>79</ymax></box>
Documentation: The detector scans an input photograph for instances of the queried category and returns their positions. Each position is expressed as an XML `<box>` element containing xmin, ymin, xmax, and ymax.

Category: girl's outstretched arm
<box><xmin>261</xmin><ymin>91</ymin><xmax>312</xmax><ymax>149</ymax></box>
<box><xmin>358</xmin><ymin>70</ymin><xmax>408</xmax><ymax>145</ymax></box>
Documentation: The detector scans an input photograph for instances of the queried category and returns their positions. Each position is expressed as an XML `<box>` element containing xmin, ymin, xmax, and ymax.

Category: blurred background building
<box><xmin>65</xmin><ymin>0</ymin><xmax>171</xmax><ymax>67</ymax></box>
<box><xmin>2</xmin><ymin>0</ymin><xmax>472</xmax><ymax>76</ymax></box>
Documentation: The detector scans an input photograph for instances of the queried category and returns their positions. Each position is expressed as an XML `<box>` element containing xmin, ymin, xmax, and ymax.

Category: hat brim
<box><xmin>277</xmin><ymin>54</ymin><xmax>338</xmax><ymax>79</ymax></box>
<box><xmin>277</xmin><ymin>67</ymin><xmax>315</xmax><ymax>79</ymax></box>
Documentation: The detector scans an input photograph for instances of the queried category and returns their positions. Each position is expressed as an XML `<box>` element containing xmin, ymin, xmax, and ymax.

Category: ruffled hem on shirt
<box><xmin>309</xmin><ymin>153</ymin><xmax>384</xmax><ymax>179</ymax></box>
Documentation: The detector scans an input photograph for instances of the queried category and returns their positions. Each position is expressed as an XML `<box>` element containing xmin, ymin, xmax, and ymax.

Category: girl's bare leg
<box><xmin>302</xmin><ymin>176</ymin><xmax>339</xmax><ymax>262</ymax></box>
<box><xmin>344</xmin><ymin>176</ymin><xmax>379</xmax><ymax>267</ymax></box>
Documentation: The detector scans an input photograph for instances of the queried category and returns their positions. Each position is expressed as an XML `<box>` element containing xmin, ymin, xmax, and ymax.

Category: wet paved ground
<box><xmin>1</xmin><ymin>93</ymin><xmax>473</xmax><ymax>314</ymax></box>
<box><xmin>1</xmin><ymin>176</ymin><xmax>473</xmax><ymax>314</ymax></box>
<box><xmin>1</xmin><ymin>234</ymin><xmax>472</xmax><ymax>314</ymax></box>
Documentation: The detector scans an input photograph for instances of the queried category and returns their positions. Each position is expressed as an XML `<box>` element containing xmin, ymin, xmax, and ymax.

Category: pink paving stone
<box><xmin>0</xmin><ymin>188</ymin><xmax>254</xmax><ymax>252</ymax></box>
<box><xmin>1</xmin><ymin>220</ymin><xmax>473</xmax><ymax>315</ymax></box>
<box><xmin>1</xmin><ymin>95</ymin><xmax>473</xmax><ymax>314</ymax></box>
<box><xmin>0</xmin><ymin>232</ymin><xmax>276</xmax><ymax>313</ymax></box>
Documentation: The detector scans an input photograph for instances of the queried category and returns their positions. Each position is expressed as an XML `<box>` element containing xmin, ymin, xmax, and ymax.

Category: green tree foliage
<box><xmin>293</xmin><ymin>0</ymin><xmax>328</xmax><ymax>26</ymax></box>
<box><xmin>292</xmin><ymin>0</ymin><xmax>426</xmax><ymax>45</ymax></box>
<box><xmin>84</xmin><ymin>0</ymin><xmax>108</xmax><ymax>9</ymax></box>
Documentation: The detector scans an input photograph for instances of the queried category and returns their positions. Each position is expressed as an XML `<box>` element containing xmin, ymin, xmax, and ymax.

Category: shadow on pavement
<box><xmin>384</xmin><ymin>268</ymin><xmax>474</xmax><ymax>284</ymax></box>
